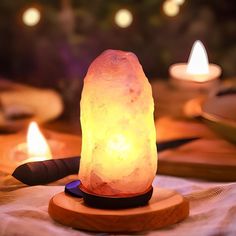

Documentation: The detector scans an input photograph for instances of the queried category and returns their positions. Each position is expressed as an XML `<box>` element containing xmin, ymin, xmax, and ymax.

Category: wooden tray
<box><xmin>156</xmin><ymin>118</ymin><xmax>236</xmax><ymax>181</ymax></box>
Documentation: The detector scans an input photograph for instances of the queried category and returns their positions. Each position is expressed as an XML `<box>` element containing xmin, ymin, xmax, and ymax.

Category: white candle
<box><xmin>169</xmin><ymin>40</ymin><xmax>221</xmax><ymax>90</ymax></box>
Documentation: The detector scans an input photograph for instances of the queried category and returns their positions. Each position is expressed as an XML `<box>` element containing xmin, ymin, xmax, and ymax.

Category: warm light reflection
<box><xmin>22</xmin><ymin>7</ymin><xmax>41</xmax><ymax>26</ymax></box>
<box><xmin>26</xmin><ymin>121</ymin><xmax>52</xmax><ymax>161</ymax></box>
<box><xmin>187</xmin><ymin>40</ymin><xmax>209</xmax><ymax>75</ymax></box>
<box><xmin>115</xmin><ymin>9</ymin><xmax>133</xmax><ymax>28</ymax></box>
<box><xmin>163</xmin><ymin>1</ymin><xmax>179</xmax><ymax>17</ymax></box>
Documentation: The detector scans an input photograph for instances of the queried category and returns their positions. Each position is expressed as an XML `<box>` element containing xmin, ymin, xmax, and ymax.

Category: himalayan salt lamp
<box><xmin>79</xmin><ymin>49</ymin><xmax>157</xmax><ymax>197</ymax></box>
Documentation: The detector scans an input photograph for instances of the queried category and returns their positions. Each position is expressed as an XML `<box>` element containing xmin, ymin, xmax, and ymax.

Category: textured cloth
<box><xmin>0</xmin><ymin>175</ymin><xmax>236</xmax><ymax>236</ymax></box>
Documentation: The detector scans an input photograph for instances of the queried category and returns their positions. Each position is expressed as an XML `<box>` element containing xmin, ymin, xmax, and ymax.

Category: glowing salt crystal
<box><xmin>79</xmin><ymin>50</ymin><xmax>157</xmax><ymax>196</ymax></box>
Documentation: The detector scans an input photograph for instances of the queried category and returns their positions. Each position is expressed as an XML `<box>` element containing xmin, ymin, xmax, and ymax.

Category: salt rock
<box><xmin>79</xmin><ymin>49</ymin><xmax>157</xmax><ymax>197</ymax></box>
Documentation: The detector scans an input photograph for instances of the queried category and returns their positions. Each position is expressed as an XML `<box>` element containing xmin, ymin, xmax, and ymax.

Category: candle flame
<box><xmin>26</xmin><ymin>121</ymin><xmax>52</xmax><ymax>161</ymax></box>
<box><xmin>187</xmin><ymin>40</ymin><xmax>209</xmax><ymax>75</ymax></box>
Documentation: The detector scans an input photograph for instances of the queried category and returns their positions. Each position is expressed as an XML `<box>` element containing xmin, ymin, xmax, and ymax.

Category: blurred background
<box><xmin>0</xmin><ymin>0</ymin><xmax>235</xmax><ymax>120</ymax></box>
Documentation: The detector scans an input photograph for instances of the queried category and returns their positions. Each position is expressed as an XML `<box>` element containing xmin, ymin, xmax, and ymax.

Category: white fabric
<box><xmin>1</xmin><ymin>175</ymin><xmax>236</xmax><ymax>236</ymax></box>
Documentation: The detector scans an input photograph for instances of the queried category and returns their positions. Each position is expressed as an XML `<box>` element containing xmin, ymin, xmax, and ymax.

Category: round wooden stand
<box><xmin>48</xmin><ymin>187</ymin><xmax>189</xmax><ymax>232</ymax></box>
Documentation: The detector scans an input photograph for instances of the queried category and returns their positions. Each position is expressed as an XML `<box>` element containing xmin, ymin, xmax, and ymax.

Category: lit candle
<box><xmin>79</xmin><ymin>50</ymin><xmax>157</xmax><ymax>197</ymax></box>
<box><xmin>169</xmin><ymin>40</ymin><xmax>221</xmax><ymax>89</ymax></box>
<box><xmin>13</xmin><ymin>121</ymin><xmax>52</xmax><ymax>163</ymax></box>
<box><xmin>0</xmin><ymin>121</ymin><xmax>82</xmax><ymax>175</ymax></box>
<box><xmin>26</xmin><ymin>122</ymin><xmax>52</xmax><ymax>162</ymax></box>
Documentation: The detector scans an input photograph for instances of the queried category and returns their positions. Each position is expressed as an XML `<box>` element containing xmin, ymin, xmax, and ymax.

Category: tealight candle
<box><xmin>14</xmin><ymin>121</ymin><xmax>52</xmax><ymax>163</ymax></box>
<box><xmin>169</xmin><ymin>40</ymin><xmax>222</xmax><ymax>90</ymax></box>
<box><xmin>1</xmin><ymin>121</ymin><xmax>81</xmax><ymax>174</ymax></box>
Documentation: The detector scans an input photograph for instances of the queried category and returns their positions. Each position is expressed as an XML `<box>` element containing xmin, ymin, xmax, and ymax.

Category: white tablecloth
<box><xmin>1</xmin><ymin>174</ymin><xmax>236</xmax><ymax>236</ymax></box>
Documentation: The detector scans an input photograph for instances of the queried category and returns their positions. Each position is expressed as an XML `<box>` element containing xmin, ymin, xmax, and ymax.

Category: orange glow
<box><xmin>187</xmin><ymin>40</ymin><xmax>209</xmax><ymax>75</ymax></box>
<box><xmin>107</xmin><ymin>134</ymin><xmax>130</xmax><ymax>154</ymax></box>
<box><xmin>26</xmin><ymin>121</ymin><xmax>52</xmax><ymax>162</ymax></box>
<box><xmin>79</xmin><ymin>50</ymin><xmax>157</xmax><ymax>197</ymax></box>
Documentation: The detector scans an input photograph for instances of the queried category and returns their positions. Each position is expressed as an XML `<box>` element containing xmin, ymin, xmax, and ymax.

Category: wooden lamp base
<box><xmin>48</xmin><ymin>187</ymin><xmax>189</xmax><ymax>232</ymax></box>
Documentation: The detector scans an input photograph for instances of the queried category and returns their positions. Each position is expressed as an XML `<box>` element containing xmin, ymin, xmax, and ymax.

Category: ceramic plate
<box><xmin>201</xmin><ymin>94</ymin><xmax>236</xmax><ymax>143</ymax></box>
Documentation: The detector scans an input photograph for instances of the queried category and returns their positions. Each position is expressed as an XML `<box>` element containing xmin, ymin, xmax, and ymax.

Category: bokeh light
<box><xmin>22</xmin><ymin>7</ymin><xmax>41</xmax><ymax>26</ymax></box>
<box><xmin>115</xmin><ymin>9</ymin><xmax>133</xmax><ymax>28</ymax></box>
<box><xmin>163</xmin><ymin>1</ymin><xmax>179</xmax><ymax>17</ymax></box>
<box><xmin>172</xmin><ymin>0</ymin><xmax>185</xmax><ymax>5</ymax></box>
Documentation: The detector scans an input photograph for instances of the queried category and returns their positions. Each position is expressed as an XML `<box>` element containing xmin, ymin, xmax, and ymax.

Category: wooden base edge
<box><xmin>48</xmin><ymin>187</ymin><xmax>189</xmax><ymax>232</ymax></box>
